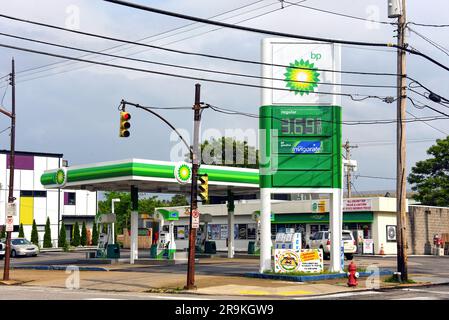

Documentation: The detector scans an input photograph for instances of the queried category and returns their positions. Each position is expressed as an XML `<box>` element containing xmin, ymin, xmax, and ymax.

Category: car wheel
<box><xmin>0</xmin><ymin>255</ymin><xmax>3</xmax><ymax>260</ymax></box>
<box><xmin>305</xmin><ymin>245</ymin><xmax>310</xmax><ymax>249</ymax></box>
<box><xmin>11</xmin><ymin>250</ymin><xmax>16</xmax><ymax>258</ymax></box>
<box><xmin>345</xmin><ymin>254</ymin><xmax>354</xmax><ymax>260</ymax></box>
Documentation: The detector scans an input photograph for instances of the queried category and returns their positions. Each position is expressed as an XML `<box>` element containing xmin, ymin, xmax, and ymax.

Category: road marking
<box><xmin>402</xmin><ymin>288</ymin><xmax>449</xmax><ymax>295</ymax></box>
<box><xmin>393</xmin><ymin>296</ymin><xmax>437</xmax><ymax>300</ymax></box>
<box><xmin>294</xmin><ymin>291</ymin><xmax>379</xmax><ymax>300</ymax></box>
<box><xmin>238</xmin><ymin>290</ymin><xmax>269</xmax><ymax>295</ymax></box>
<box><xmin>278</xmin><ymin>290</ymin><xmax>312</xmax><ymax>296</ymax></box>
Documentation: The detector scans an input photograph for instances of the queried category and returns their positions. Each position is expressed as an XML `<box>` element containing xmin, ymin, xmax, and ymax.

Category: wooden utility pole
<box><xmin>3</xmin><ymin>58</ymin><xmax>16</xmax><ymax>281</ymax></box>
<box><xmin>396</xmin><ymin>0</ymin><xmax>408</xmax><ymax>282</ymax></box>
<box><xmin>186</xmin><ymin>84</ymin><xmax>202</xmax><ymax>290</ymax></box>
<box><xmin>343</xmin><ymin>140</ymin><xmax>358</xmax><ymax>198</ymax></box>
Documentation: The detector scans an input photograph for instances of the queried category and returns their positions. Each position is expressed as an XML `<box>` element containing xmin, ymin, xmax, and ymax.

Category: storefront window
<box><xmin>247</xmin><ymin>223</ymin><xmax>256</xmax><ymax>240</ymax></box>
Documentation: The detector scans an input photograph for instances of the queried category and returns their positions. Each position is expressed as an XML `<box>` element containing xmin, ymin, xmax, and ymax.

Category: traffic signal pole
<box><xmin>186</xmin><ymin>83</ymin><xmax>202</xmax><ymax>290</ymax></box>
<box><xmin>3</xmin><ymin>58</ymin><xmax>16</xmax><ymax>281</ymax></box>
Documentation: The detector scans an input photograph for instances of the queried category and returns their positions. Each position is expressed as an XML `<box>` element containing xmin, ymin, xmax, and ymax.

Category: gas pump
<box><xmin>153</xmin><ymin>209</ymin><xmax>179</xmax><ymax>259</ymax></box>
<box><xmin>95</xmin><ymin>213</ymin><xmax>120</xmax><ymax>258</ymax></box>
<box><xmin>196</xmin><ymin>214</ymin><xmax>215</xmax><ymax>254</ymax></box>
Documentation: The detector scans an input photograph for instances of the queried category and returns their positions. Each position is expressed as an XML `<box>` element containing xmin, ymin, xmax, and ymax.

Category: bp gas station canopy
<box><xmin>41</xmin><ymin>158</ymin><xmax>259</xmax><ymax>195</ymax></box>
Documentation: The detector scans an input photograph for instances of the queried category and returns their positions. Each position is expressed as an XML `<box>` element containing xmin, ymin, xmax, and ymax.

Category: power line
<box><xmin>283</xmin><ymin>1</ymin><xmax>393</xmax><ymax>25</ymax></box>
<box><xmin>0</xmin><ymin>13</ymin><xmax>402</xmax><ymax>78</ymax></box>
<box><xmin>1</xmin><ymin>82</ymin><xmax>8</xmax><ymax>106</ymax></box>
<box><xmin>0</xmin><ymin>32</ymin><xmax>399</xmax><ymax>90</ymax></box>
<box><xmin>355</xmin><ymin>174</ymin><xmax>396</xmax><ymax>181</ymax></box>
<box><xmin>13</xmin><ymin>0</ymin><xmax>272</xmax><ymax>77</ymax></box>
<box><xmin>0</xmin><ymin>42</ymin><xmax>394</xmax><ymax>101</ymax></box>
<box><xmin>406</xmin><ymin>110</ymin><xmax>449</xmax><ymax>136</ymax></box>
<box><xmin>207</xmin><ymin>104</ymin><xmax>448</xmax><ymax>125</ymax></box>
<box><xmin>103</xmin><ymin>0</ymin><xmax>449</xmax><ymax>73</ymax></box>
<box><xmin>408</xmin><ymin>22</ymin><xmax>449</xmax><ymax>28</ymax></box>
<box><xmin>408</xmin><ymin>27</ymin><xmax>449</xmax><ymax>58</ymax></box>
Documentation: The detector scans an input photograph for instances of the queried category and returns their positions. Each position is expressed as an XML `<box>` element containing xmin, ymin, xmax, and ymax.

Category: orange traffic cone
<box><xmin>379</xmin><ymin>243</ymin><xmax>385</xmax><ymax>255</ymax></box>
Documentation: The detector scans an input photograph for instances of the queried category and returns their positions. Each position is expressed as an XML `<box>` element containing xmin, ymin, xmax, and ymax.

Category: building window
<box><xmin>7</xmin><ymin>154</ymin><xmax>34</xmax><ymax>170</ymax></box>
<box><xmin>64</xmin><ymin>192</ymin><xmax>76</xmax><ymax>205</ymax></box>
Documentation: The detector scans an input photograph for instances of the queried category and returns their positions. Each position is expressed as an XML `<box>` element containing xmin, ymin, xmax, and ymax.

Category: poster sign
<box><xmin>191</xmin><ymin>209</ymin><xmax>200</xmax><ymax>229</ymax></box>
<box><xmin>6</xmin><ymin>215</ymin><xmax>14</xmax><ymax>232</ymax></box>
<box><xmin>363</xmin><ymin>239</ymin><xmax>374</xmax><ymax>254</ymax></box>
<box><xmin>177</xmin><ymin>226</ymin><xmax>185</xmax><ymax>240</ymax></box>
<box><xmin>7</xmin><ymin>202</ymin><xmax>17</xmax><ymax>216</ymax></box>
<box><xmin>275</xmin><ymin>249</ymin><xmax>323</xmax><ymax>273</ymax></box>
<box><xmin>343</xmin><ymin>198</ymin><xmax>372</xmax><ymax>211</ymax></box>
<box><xmin>386</xmin><ymin>225</ymin><xmax>397</xmax><ymax>242</ymax></box>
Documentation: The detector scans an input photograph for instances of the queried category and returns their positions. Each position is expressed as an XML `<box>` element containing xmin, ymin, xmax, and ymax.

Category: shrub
<box><xmin>18</xmin><ymin>223</ymin><xmax>24</xmax><ymax>238</ymax></box>
<box><xmin>91</xmin><ymin>221</ymin><xmax>99</xmax><ymax>246</ymax></box>
<box><xmin>58</xmin><ymin>222</ymin><xmax>67</xmax><ymax>248</ymax></box>
<box><xmin>80</xmin><ymin>221</ymin><xmax>87</xmax><ymax>247</ymax></box>
<box><xmin>43</xmin><ymin>217</ymin><xmax>52</xmax><ymax>248</ymax></box>
<box><xmin>31</xmin><ymin>219</ymin><xmax>39</xmax><ymax>246</ymax></box>
<box><xmin>71</xmin><ymin>221</ymin><xmax>80</xmax><ymax>247</ymax></box>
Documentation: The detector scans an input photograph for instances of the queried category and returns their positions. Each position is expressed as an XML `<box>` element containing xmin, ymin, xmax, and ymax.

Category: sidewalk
<box><xmin>4</xmin><ymin>267</ymin><xmax>443</xmax><ymax>298</ymax></box>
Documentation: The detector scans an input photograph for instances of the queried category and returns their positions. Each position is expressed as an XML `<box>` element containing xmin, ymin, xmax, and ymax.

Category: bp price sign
<box><xmin>260</xmin><ymin>105</ymin><xmax>342</xmax><ymax>188</ymax></box>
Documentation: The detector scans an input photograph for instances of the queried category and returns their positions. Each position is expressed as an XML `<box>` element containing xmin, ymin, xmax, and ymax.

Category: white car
<box><xmin>306</xmin><ymin>230</ymin><xmax>357</xmax><ymax>260</ymax></box>
<box><xmin>0</xmin><ymin>242</ymin><xmax>5</xmax><ymax>260</ymax></box>
<box><xmin>10</xmin><ymin>238</ymin><xmax>39</xmax><ymax>257</ymax></box>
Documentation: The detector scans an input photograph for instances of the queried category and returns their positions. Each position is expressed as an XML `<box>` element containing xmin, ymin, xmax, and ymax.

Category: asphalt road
<box><xmin>299</xmin><ymin>284</ymin><xmax>449</xmax><ymax>300</ymax></box>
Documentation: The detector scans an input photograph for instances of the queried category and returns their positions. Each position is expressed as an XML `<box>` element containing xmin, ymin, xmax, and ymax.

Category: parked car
<box><xmin>9</xmin><ymin>238</ymin><xmax>39</xmax><ymax>257</ymax></box>
<box><xmin>306</xmin><ymin>230</ymin><xmax>357</xmax><ymax>260</ymax></box>
<box><xmin>0</xmin><ymin>242</ymin><xmax>5</xmax><ymax>260</ymax></box>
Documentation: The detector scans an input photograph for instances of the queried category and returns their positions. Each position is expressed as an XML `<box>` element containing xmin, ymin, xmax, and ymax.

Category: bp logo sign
<box><xmin>55</xmin><ymin>168</ymin><xmax>67</xmax><ymax>186</ymax></box>
<box><xmin>174</xmin><ymin>162</ymin><xmax>192</xmax><ymax>184</ymax></box>
<box><xmin>284</xmin><ymin>59</ymin><xmax>320</xmax><ymax>95</ymax></box>
<box><xmin>293</xmin><ymin>141</ymin><xmax>321</xmax><ymax>154</ymax></box>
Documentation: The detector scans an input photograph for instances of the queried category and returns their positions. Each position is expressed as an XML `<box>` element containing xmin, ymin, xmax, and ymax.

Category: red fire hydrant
<box><xmin>347</xmin><ymin>261</ymin><xmax>359</xmax><ymax>287</ymax></box>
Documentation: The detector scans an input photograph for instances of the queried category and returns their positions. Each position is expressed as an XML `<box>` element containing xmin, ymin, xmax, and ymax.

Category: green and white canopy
<box><xmin>41</xmin><ymin>159</ymin><xmax>259</xmax><ymax>195</ymax></box>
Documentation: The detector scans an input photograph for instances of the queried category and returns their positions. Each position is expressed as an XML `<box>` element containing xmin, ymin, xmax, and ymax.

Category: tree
<box><xmin>408</xmin><ymin>137</ymin><xmax>449</xmax><ymax>206</ymax></box>
<box><xmin>71</xmin><ymin>221</ymin><xmax>80</xmax><ymax>247</ymax></box>
<box><xmin>58</xmin><ymin>222</ymin><xmax>67</xmax><ymax>248</ymax></box>
<box><xmin>170</xmin><ymin>194</ymin><xmax>189</xmax><ymax>206</ymax></box>
<box><xmin>80</xmin><ymin>221</ymin><xmax>87</xmax><ymax>246</ymax></box>
<box><xmin>18</xmin><ymin>223</ymin><xmax>25</xmax><ymax>238</ymax></box>
<box><xmin>91</xmin><ymin>221</ymin><xmax>99</xmax><ymax>246</ymax></box>
<box><xmin>43</xmin><ymin>217</ymin><xmax>52</xmax><ymax>248</ymax></box>
<box><xmin>31</xmin><ymin>219</ymin><xmax>39</xmax><ymax>246</ymax></box>
<box><xmin>185</xmin><ymin>137</ymin><xmax>259</xmax><ymax>169</ymax></box>
<box><xmin>0</xmin><ymin>226</ymin><xmax>5</xmax><ymax>240</ymax></box>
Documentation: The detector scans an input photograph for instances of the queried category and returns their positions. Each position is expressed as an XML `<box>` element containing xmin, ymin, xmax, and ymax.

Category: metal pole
<box><xmin>3</xmin><ymin>58</ymin><xmax>15</xmax><ymax>281</ymax></box>
<box><xmin>186</xmin><ymin>83</ymin><xmax>201</xmax><ymax>290</ymax></box>
<box><xmin>396</xmin><ymin>0</ymin><xmax>408</xmax><ymax>282</ymax></box>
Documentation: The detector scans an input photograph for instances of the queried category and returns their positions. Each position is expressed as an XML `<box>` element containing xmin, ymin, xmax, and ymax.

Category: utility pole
<box><xmin>186</xmin><ymin>83</ymin><xmax>202</xmax><ymax>290</ymax></box>
<box><xmin>342</xmin><ymin>140</ymin><xmax>358</xmax><ymax>198</ymax></box>
<box><xmin>3</xmin><ymin>58</ymin><xmax>16</xmax><ymax>281</ymax></box>
<box><xmin>389</xmin><ymin>0</ymin><xmax>408</xmax><ymax>282</ymax></box>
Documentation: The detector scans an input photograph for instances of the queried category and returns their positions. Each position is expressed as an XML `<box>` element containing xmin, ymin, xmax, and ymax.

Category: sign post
<box><xmin>259</xmin><ymin>38</ymin><xmax>343</xmax><ymax>273</ymax></box>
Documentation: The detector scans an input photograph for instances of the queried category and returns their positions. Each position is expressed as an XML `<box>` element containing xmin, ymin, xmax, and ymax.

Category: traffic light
<box><xmin>120</xmin><ymin>111</ymin><xmax>131</xmax><ymax>137</ymax></box>
<box><xmin>198</xmin><ymin>174</ymin><xmax>209</xmax><ymax>202</ymax></box>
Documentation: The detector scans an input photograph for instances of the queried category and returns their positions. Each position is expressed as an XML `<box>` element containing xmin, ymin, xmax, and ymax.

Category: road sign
<box><xmin>7</xmin><ymin>202</ymin><xmax>16</xmax><ymax>216</ymax></box>
<box><xmin>191</xmin><ymin>209</ymin><xmax>200</xmax><ymax>229</ymax></box>
<box><xmin>6</xmin><ymin>215</ymin><xmax>14</xmax><ymax>232</ymax></box>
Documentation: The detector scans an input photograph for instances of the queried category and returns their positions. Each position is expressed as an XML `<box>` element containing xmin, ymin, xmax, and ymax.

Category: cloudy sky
<box><xmin>0</xmin><ymin>0</ymin><xmax>448</xmax><ymax>192</ymax></box>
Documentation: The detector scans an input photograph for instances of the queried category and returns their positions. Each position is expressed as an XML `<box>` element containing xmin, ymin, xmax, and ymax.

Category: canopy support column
<box><xmin>130</xmin><ymin>185</ymin><xmax>139</xmax><ymax>264</ymax></box>
<box><xmin>227</xmin><ymin>190</ymin><xmax>235</xmax><ymax>258</ymax></box>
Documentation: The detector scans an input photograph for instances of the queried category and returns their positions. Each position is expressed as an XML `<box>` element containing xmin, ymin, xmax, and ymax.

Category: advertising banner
<box><xmin>275</xmin><ymin>249</ymin><xmax>323</xmax><ymax>273</ymax></box>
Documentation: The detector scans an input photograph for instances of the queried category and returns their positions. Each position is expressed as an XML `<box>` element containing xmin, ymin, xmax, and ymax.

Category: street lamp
<box><xmin>111</xmin><ymin>198</ymin><xmax>120</xmax><ymax>245</ymax></box>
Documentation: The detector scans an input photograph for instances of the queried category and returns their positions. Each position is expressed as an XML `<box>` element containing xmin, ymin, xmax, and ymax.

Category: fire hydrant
<box><xmin>347</xmin><ymin>261</ymin><xmax>359</xmax><ymax>287</ymax></box>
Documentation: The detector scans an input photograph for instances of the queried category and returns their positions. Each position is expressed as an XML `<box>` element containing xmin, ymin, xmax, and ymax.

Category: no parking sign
<box><xmin>191</xmin><ymin>209</ymin><xmax>200</xmax><ymax>229</ymax></box>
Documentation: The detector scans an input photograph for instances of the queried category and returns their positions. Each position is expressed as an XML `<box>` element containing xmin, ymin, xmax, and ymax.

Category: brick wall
<box><xmin>407</xmin><ymin>206</ymin><xmax>449</xmax><ymax>255</ymax></box>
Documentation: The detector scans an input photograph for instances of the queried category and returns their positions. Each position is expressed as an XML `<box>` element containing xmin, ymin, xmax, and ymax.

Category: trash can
<box><xmin>106</xmin><ymin>244</ymin><xmax>120</xmax><ymax>259</ymax></box>
<box><xmin>204</xmin><ymin>241</ymin><xmax>216</xmax><ymax>254</ymax></box>
<box><xmin>150</xmin><ymin>244</ymin><xmax>158</xmax><ymax>258</ymax></box>
<box><xmin>248</xmin><ymin>241</ymin><xmax>255</xmax><ymax>254</ymax></box>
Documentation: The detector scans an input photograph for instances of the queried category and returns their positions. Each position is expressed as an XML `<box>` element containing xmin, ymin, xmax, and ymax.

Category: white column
<box><xmin>329</xmin><ymin>191</ymin><xmax>343</xmax><ymax>272</ymax></box>
<box><xmin>130</xmin><ymin>210</ymin><xmax>138</xmax><ymax>264</ymax></box>
<box><xmin>227</xmin><ymin>209</ymin><xmax>235</xmax><ymax>258</ymax></box>
<box><xmin>259</xmin><ymin>188</ymin><xmax>272</xmax><ymax>273</ymax></box>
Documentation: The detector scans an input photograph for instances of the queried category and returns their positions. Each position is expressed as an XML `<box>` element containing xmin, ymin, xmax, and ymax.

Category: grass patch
<box><xmin>384</xmin><ymin>275</ymin><xmax>416</xmax><ymax>284</ymax></box>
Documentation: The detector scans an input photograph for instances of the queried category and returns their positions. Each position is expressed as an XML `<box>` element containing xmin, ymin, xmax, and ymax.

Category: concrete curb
<box><xmin>11</xmin><ymin>265</ymin><xmax>108</xmax><ymax>272</ymax></box>
<box><xmin>245</xmin><ymin>270</ymin><xmax>394</xmax><ymax>282</ymax></box>
<box><xmin>39</xmin><ymin>247</ymin><xmax>97</xmax><ymax>253</ymax></box>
